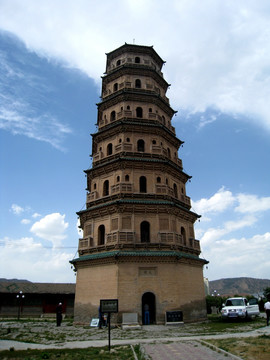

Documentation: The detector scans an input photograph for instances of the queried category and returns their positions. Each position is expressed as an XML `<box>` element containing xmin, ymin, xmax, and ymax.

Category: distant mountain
<box><xmin>209</xmin><ymin>277</ymin><xmax>270</xmax><ymax>296</ymax></box>
<box><xmin>0</xmin><ymin>278</ymin><xmax>31</xmax><ymax>283</ymax></box>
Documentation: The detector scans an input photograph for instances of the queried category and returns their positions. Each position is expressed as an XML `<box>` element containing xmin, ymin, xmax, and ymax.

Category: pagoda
<box><xmin>71</xmin><ymin>44</ymin><xmax>208</xmax><ymax>324</ymax></box>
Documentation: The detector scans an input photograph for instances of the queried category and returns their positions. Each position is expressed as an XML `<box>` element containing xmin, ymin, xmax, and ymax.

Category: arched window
<box><xmin>126</xmin><ymin>137</ymin><xmax>130</xmax><ymax>142</ymax></box>
<box><xmin>135</xmin><ymin>56</ymin><xmax>141</xmax><ymax>64</ymax></box>
<box><xmin>110</xmin><ymin>111</ymin><xmax>116</xmax><ymax>121</ymax></box>
<box><xmin>173</xmin><ymin>183</ymin><xmax>178</xmax><ymax>198</ymax></box>
<box><xmin>125</xmin><ymin>174</ymin><xmax>130</xmax><ymax>182</ymax></box>
<box><xmin>156</xmin><ymin>177</ymin><xmax>161</xmax><ymax>183</ymax></box>
<box><xmin>135</xmin><ymin>79</ymin><xmax>141</xmax><ymax>88</ymax></box>
<box><xmin>127</xmin><ymin>105</ymin><xmax>130</xmax><ymax>110</ymax></box>
<box><xmin>136</xmin><ymin>107</ymin><xmax>143</xmax><ymax>118</ymax></box>
<box><xmin>181</xmin><ymin>226</ymin><xmax>186</xmax><ymax>246</ymax></box>
<box><xmin>162</xmin><ymin>115</ymin><xmax>165</xmax><ymax>124</ymax></box>
<box><xmin>107</xmin><ymin>143</ymin><xmax>113</xmax><ymax>155</ymax></box>
<box><xmin>103</xmin><ymin>180</ymin><xmax>109</xmax><ymax>196</ymax></box>
<box><xmin>137</xmin><ymin>139</ymin><xmax>145</xmax><ymax>152</ymax></box>
<box><xmin>113</xmin><ymin>83</ymin><xmax>118</xmax><ymax>91</ymax></box>
<box><xmin>149</xmin><ymin>108</ymin><xmax>152</xmax><ymax>113</ymax></box>
<box><xmin>140</xmin><ymin>176</ymin><xmax>147</xmax><ymax>193</ymax></box>
<box><xmin>167</xmin><ymin>148</ymin><xmax>171</xmax><ymax>158</ymax></box>
<box><xmin>116</xmin><ymin>176</ymin><xmax>120</xmax><ymax>182</ymax></box>
<box><xmin>98</xmin><ymin>225</ymin><xmax>105</xmax><ymax>245</ymax></box>
<box><xmin>116</xmin><ymin>59</ymin><xmax>121</xmax><ymax>66</ymax></box>
<box><xmin>141</xmin><ymin>221</ymin><xmax>150</xmax><ymax>243</ymax></box>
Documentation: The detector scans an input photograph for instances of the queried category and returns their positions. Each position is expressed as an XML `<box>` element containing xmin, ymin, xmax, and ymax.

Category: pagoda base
<box><xmin>72</xmin><ymin>252</ymin><xmax>207</xmax><ymax>324</ymax></box>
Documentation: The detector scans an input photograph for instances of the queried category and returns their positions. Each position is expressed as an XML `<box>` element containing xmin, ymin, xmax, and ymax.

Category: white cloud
<box><xmin>0</xmin><ymin>47</ymin><xmax>72</xmax><ymax>150</ymax></box>
<box><xmin>32</xmin><ymin>213</ymin><xmax>41</xmax><ymax>218</ymax></box>
<box><xmin>201</xmin><ymin>215</ymin><xmax>257</xmax><ymax>246</ymax></box>
<box><xmin>235</xmin><ymin>194</ymin><xmax>270</xmax><ymax>213</ymax></box>
<box><xmin>0</xmin><ymin>236</ymin><xmax>75</xmax><ymax>282</ymax></box>
<box><xmin>204</xmin><ymin>232</ymin><xmax>270</xmax><ymax>280</ymax></box>
<box><xmin>193</xmin><ymin>187</ymin><xmax>270</xmax><ymax>279</ymax></box>
<box><xmin>10</xmin><ymin>204</ymin><xmax>25</xmax><ymax>215</ymax></box>
<box><xmin>30</xmin><ymin>213</ymin><xmax>69</xmax><ymax>247</ymax></box>
<box><xmin>21</xmin><ymin>219</ymin><xmax>31</xmax><ymax>225</ymax></box>
<box><xmin>0</xmin><ymin>94</ymin><xmax>72</xmax><ymax>151</ymax></box>
<box><xmin>192</xmin><ymin>187</ymin><xmax>235</xmax><ymax>217</ymax></box>
<box><xmin>1</xmin><ymin>1</ymin><xmax>270</xmax><ymax>130</ymax></box>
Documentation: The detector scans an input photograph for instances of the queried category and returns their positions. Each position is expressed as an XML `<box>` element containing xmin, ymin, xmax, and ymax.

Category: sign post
<box><xmin>100</xmin><ymin>299</ymin><xmax>118</xmax><ymax>351</ymax></box>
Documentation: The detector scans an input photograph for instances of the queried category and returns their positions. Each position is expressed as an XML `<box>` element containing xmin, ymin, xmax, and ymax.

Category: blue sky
<box><xmin>0</xmin><ymin>0</ymin><xmax>270</xmax><ymax>283</ymax></box>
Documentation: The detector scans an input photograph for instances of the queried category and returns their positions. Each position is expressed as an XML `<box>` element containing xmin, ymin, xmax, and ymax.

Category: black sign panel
<box><xmin>100</xmin><ymin>299</ymin><xmax>118</xmax><ymax>313</ymax></box>
<box><xmin>166</xmin><ymin>310</ymin><xmax>183</xmax><ymax>322</ymax></box>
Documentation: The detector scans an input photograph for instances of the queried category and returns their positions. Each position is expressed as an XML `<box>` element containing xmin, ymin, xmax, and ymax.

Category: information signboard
<box><xmin>100</xmin><ymin>299</ymin><xmax>118</xmax><ymax>313</ymax></box>
<box><xmin>166</xmin><ymin>310</ymin><xmax>183</xmax><ymax>323</ymax></box>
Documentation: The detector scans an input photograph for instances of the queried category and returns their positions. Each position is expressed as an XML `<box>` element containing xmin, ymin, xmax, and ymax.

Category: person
<box><xmin>144</xmin><ymin>303</ymin><xmax>150</xmax><ymax>325</ymax></box>
<box><xmin>264</xmin><ymin>298</ymin><xmax>270</xmax><ymax>326</ymax></box>
<box><xmin>98</xmin><ymin>306</ymin><xmax>103</xmax><ymax>329</ymax></box>
<box><xmin>56</xmin><ymin>302</ymin><xmax>63</xmax><ymax>327</ymax></box>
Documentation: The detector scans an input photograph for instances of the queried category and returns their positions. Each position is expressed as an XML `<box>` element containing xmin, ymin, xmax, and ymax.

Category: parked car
<box><xmin>221</xmin><ymin>297</ymin><xmax>260</xmax><ymax>320</ymax></box>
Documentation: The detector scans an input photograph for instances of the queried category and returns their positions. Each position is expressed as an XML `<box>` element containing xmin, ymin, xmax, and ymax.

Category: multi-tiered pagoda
<box><xmin>71</xmin><ymin>44</ymin><xmax>208</xmax><ymax>324</ymax></box>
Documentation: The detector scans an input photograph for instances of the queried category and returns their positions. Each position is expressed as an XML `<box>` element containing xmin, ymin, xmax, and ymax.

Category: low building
<box><xmin>0</xmin><ymin>279</ymin><xmax>75</xmax><ymax>318</ymax></box>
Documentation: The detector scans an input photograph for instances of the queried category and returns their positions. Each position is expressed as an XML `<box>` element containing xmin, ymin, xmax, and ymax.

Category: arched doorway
<box><xmin>103</xmin><ymin>180</ymin><xmax>109</xmax><ymax>196</ymax></box>
<box><xmin>141</xmin><ymin>221</ymin><xmax>150</xmax><ymax>243</ymax></box>
<box><xmin>142</xmin><ymin>292</ymin><xmax>156</xmax><ymax>325</ymax></box>
<box><xmin>139</xmin><ymin>176</ymin><xmax>147</xmax><ymax>193</ymax></box>
<box><xmin>137</xmin><ymin>139</ymin><xmax>145</xmax><ymax>152</ymax></box>
<box><xmin>98</xmin><ymin>225</ymin><xmax>105</xmax><ymax>245</ymax></box>
<box><xmin>181</xmin><ymin>226</ymin><xmax>186</xmax><ymax>246</ymax></box>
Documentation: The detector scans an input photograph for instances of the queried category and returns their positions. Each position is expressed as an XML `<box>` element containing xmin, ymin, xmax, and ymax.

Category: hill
<box><xmin>209</xmin><ymin>277</ymin><xmax>270</xmax><ymax>296</ymax></box>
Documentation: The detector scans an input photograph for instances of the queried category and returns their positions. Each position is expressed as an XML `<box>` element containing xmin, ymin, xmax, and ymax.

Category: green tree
<box><xmin>205</xmin><ymin>295</ymin><xmax>226</xmax><ymax>314</ymax></box>
<box><xmin>263</xmin><ymin>287</ymin><xmax>270</xmax><ymax>300</ymax></box>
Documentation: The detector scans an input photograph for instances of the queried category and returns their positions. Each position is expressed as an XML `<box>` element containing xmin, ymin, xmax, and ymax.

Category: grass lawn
<box><xmin>0</xmin><ymin>344</ymin><xmax>143</xmax><ymax>360</ymax></box>
<box><xmin>205</xmin><ymin>334</ymin><xmax>270</xmax><ymax>360</ymax></box>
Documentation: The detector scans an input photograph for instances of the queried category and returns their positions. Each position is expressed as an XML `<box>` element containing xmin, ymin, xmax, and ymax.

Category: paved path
<box><xmin>143</xmin><ymin>341</ymin><xmax>240</xmax><ymax>360</ymax></box>
<box><xmin>1</xmin><ymin>326</ymin><xmax>269</xmax><ymax>359</ymax></box>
